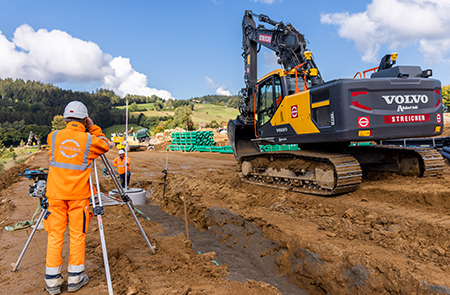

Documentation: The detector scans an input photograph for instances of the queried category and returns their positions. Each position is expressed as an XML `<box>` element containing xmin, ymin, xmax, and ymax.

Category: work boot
<box><xmin>67</xmin><ymin>273</ymin><xmax>89</xmax><ymax>292</ymax></box>
<box><xmin>45</xmin><ymin>274</ymin><xmax>64</xmax><ymax>295</ymax></box>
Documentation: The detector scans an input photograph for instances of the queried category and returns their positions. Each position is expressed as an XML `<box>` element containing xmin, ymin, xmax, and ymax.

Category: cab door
<box><xmin>257</xmin><ymin>76</ymin><xmax>276</xmax><ymax>137</ymax></box>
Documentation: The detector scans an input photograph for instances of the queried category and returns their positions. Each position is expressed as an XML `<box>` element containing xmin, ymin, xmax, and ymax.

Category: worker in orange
<box><xmin>44</xmin><ymin>101</ymin><xmax>110</xmax><ymax>295</ymax></box>
<box><xmin>113</xmin><ymin>149</ymin><xmax>131</xmax><ymax>188</ymax></box>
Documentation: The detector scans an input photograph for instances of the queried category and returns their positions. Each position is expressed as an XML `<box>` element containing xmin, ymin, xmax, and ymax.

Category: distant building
<box><xmin>199</xmin><ymin>122</ymin><xmax>206</xmax><ymax>128</ymax></box>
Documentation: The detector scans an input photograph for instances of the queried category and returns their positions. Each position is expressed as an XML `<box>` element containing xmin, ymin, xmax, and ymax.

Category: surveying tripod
<box><xmin>12</xmin><ymin>154</ymin><xmax>156</xmax><ymax>295</ymax></box>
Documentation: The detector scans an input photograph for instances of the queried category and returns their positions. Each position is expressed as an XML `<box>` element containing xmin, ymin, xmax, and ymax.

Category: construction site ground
<box><xmin>2</xmin><ymin>132</ymin><xmax>450</xmax><ymax>294</ymax></box>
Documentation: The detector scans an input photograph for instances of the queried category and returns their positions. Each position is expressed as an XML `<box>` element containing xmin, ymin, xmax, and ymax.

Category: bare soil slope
<box><xmin>2</xmin><ymin>143</ymin><xmax>450</xmax><ymax>294</ymax></box>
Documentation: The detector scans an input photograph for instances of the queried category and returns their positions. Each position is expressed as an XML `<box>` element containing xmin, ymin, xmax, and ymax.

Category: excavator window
<box><xmin>286</xmin><ymin>74</ymin><xmax>299</xmax><ymax>95</ymax></box>
<box><xmin>274</xmin><ymin>76</ymin><xmax>283</xmax><ymax>105</ymax></box>
<box><xmin>258</xmin><ymin>77</ymin><xmax>275</xmax><ymax>126</ymax></box>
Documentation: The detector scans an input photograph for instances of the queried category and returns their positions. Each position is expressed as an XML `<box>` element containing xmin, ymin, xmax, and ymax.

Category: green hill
<box><xmin>118</xmin><ymin>102</ymin><xmax>239</xmax><ymax>125</ymax></box>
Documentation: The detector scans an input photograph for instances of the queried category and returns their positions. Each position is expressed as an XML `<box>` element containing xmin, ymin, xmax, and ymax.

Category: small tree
<box><xmin>52</xmin><ymin>115</ymin><xmax>66</xmax><ymax>131</ymax></box>
<box><xmin>129</xmin><ymin>102</ymin><xmax>138</xmax><ymax>112</ymax></box>
<box><xmin>154</xmin><ymin>125</ymin><xmax>163</xmax><ymax>134</ymax></box>
<box><xmin>443</xmin><ymin>85</ymin><xmax>450</xmax><ymax>112</ymax></box>
<box><xmin>12</xmin><ymin>152</ymin><xmax>17</xmax><ymax>161</ymax></box>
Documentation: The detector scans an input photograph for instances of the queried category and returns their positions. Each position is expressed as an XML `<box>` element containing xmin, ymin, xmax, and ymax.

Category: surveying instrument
<box><xmin>12</xmin><ymin>154</ymin><xmax>156</xmax><ymax>295</ymax></box>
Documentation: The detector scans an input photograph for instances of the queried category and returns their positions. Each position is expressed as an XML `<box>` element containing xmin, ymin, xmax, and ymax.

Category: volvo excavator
<box><xmin>227</xmin><ymin>11</ymin><xmax>445</xmax><ymax>196</ymax></box>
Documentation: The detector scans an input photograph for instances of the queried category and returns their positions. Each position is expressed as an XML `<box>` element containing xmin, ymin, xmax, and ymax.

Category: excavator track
<box><xmin>358</xmin><ymin>145</ymin><xmax>446</xmax><ymax>177</ymax></box>
<box><xmin>417</xmin><ymin>148</ymin><xmax>446</xmax><ymax>177</ymax></box>
<box><xmin>237</xmin><ymin>146</ymin><xmax>445</xmax><ymax>196</ymax></box>
<box><xmin>238</xmin><ymin>151</ymin><xmax>363</xmax><ymax>196</ymax></box>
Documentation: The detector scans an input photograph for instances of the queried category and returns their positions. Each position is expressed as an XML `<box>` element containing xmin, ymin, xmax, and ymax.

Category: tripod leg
<box><xmin>125</xmin><ymin>201</ymin><xmax>156</xmax><ymax>254</ymax></box>
<box><xmin>97</xmin><ymin>214</ymin><xmax>113</xmax><ymax>294</ymax></box>
<box><xmin>90</xmin><ymin>164</ymin><xmax>114</xmax><ymax>295</ymax></box>
<box><xmin>100</xmin><ymin>154</ymin><xmax>156</xmax><ymax>254</ymax></box>
<box><xmin>11</xmin><ymin>208</ymin><xmax>47</xmax><ymax>272</ymax></box>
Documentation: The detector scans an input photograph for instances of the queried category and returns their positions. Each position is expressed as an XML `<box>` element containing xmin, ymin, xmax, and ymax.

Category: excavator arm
<box><xmin>241</xmin><ymin>10</ymin><xmax>323</xmax><ymax>117</ymax></box>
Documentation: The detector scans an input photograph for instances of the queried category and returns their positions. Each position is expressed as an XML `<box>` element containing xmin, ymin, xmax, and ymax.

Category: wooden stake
<box><xmin>182</xmin><ymin>191</ymin><xmax>189</xmax><ymax>240</ymax></box>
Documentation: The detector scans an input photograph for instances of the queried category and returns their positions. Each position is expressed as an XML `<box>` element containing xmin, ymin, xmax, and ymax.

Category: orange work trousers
<box><xmin>44</xmin><ymin>198</ymin><xmax>92</xmax><ymax>269</ymax></box>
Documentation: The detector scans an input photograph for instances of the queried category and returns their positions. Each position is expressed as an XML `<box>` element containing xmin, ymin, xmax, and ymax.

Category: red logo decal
<box><xmin>437</xmin><ymin>113</ymin><xmax>441</xmax><ymax>124</ymax></box>
<box><xmin>358</xmin><ymin>116</ymin><xmax>370</xmax><ymax>128</ymax></box>
<box><xmin>291</xmin><ymin>105</ymin><xmax>298</xmax><ymax>118</ymax></box>
<box><xmin>384</xmin><ymin>114</ymin><xmax>430</xmax><ymax>124</ymax></box>
<box><xmin>259</xmin><ymin>34</ymin><xmax>272</xmax><ymax>44</ymax></box>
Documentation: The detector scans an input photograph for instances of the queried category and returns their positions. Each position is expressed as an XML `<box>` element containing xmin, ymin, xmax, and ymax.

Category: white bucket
<box><xmin>109</xmin><ymin>188</ymin><xmax>146</xmax><ymax>206</ymax></box>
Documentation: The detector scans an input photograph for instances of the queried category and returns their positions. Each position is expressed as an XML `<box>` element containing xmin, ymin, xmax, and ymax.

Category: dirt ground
<box><xmin>2</xmin><ymin>130</ymin><xmax>450</xmax><ymax>294</ymax></box>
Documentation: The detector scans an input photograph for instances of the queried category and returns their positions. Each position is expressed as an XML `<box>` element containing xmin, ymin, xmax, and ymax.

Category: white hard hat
<box><xmin>63</xmin><ymin>101</ymin><xmax>88</xmax><ymax>119</ymax></box>
<box><xmin>119</xmin><ymin>149</ymin><xmax>125</xmax><ymax>155</ymax></box>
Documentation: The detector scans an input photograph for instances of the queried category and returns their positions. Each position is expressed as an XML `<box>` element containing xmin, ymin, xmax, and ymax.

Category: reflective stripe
<box><xmin>68</xmin><ymin>264</ymin><xmax>85</xmax><ymax>273</ymax></box>
<box><xmin>46</xmin><ymin>265</ymin><xmax>63</xmax><ymax>275</ymax></box>
<box><xmin>50</xmin><ymin>131</ymin><xmax>59</xmax><ymax>163</ymax></box>
<box><xmin>49</xmin><ymin>161</ymin><xmax>92</xmax><ymax>171</ymax></box>
<box><xmin>97</xmin><ymin>136</ymin><xmax>109</xmax><ymax>147</ymax></box>
<box><xmin>49</xmin><ymin>131</ymin><xmax>92</xmax><ymax>171</ymax></box>
<box><xmin>45</xmin><ymin>277</ymin><xmax>64</xmax><ymax>288</ymax></box>
<box><xmin>83</xmin><ymin>134</ymin><xmax>92</xmax><ymax>167</ymax></box>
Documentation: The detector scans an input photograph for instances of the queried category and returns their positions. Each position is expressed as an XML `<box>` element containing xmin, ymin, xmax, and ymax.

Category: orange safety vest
<box><xmin>113</xmin><ymin>156</ymin><xmax>131</xmax><ymax>174</ymax></box>
<box><xmin>46</xmin><ymin>122</ymin><xmax>110</xmax><ymax>200</ymax></box>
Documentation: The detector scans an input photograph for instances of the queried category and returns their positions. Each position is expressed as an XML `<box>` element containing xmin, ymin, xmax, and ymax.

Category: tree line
<box><xmin>0</xmin><ymin>78</ymin><xmax>240</xmax><ymax>147</ymax></box>
<box><xmin>0</xmin><ymin>78</ymin><xmax>125</xmax><ymax>147</ymax></box>
<box><xmin>189</xmin><ymin>94</ymin><xmax>240</xmax><ymax>109</ymax></box>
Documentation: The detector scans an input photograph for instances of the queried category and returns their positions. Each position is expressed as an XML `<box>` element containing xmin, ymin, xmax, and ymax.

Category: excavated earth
<box><xmin>2</xmin><ymin>135</ymin><xmax>450</xmax><ymax>294</ymax></box>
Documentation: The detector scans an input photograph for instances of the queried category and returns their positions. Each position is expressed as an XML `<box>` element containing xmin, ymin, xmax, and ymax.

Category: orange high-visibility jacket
<box><xmin>46</xmin><ymin>122</ymin><xmax>110</xmax><ymax>200</ymax></box>
<box><xmin>113</xmin><ymin>156</ymin><xmax>131</xmax><ymax>174</ymax></box>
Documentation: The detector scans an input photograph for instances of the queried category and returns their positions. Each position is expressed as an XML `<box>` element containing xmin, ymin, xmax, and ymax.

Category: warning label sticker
<box><xmin>291</xmin><ymin>105</ymin><xmax>298</xmax><ymax>118</ymax></box>
<box><xmin>358</xmin><ymin>116</ymin><xmax>370</xmax><ymax>128</ymax></box>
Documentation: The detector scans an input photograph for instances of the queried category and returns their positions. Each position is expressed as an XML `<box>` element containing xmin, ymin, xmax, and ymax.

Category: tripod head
<box><xmin>18</xmin><ymin>168</ymin><xmax>48</xmax><ymax>198</ymax></box>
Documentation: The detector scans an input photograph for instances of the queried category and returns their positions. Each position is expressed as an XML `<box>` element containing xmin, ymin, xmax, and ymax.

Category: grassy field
<box><xmin>0</xmin><ymin>147</ymin><xmax>40</xmax><ymax>173</ymax></box>
<box><xmin>116</xmin><ymin>103</ymin><xmax>155</xmax><ymax>111</ymax></box>
<box><xmin>123</xmin><ymin>102</ymin><xmax>239</xmax><ymax>124</ymax></box>
<box><xmin>103</xmin><ymin>124</ymin><xmax>146</xmax><ymax>139</ymax></box>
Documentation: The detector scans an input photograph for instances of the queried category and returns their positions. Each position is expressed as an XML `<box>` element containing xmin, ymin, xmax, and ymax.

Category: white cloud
<box><xmin>216</xmin><ymin>85</ymin><xmax>231</xmax><ymax>96</ymax></box>
<box><xmin>0</xmin><ymin>24</ymin><xmax>173</xmax><ymax>99</ymax></box>
<box><xmin>205</xmin><ymin>76</ymin><xmax>231</xmax><ymax>96</ymax></box>
<box><xmin>321</xmin><ymin>0</ymin><xmax>450</xmax><ymax>63</ymax></box>
<box><xmin>205</xmin><ymin>76</ymin><xmax>216</xmax><ymax>87</ymax></box>
<box><xmin>103</xmin><ymin>57</ymin><xmax>172</xmax><ymax>99</ymax></box>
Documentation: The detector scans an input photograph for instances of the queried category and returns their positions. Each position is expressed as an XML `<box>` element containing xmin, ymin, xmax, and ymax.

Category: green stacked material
<box><xmin>260</xmin><ymin>144</ymin><xmax>300</xmax><ymax>152</ymax></box>
<box><xmin>169</xmin><ymin>131</ymin><xmax>217</xmax><ymax>152</ymax></box>
<box><xmin>192</xmin><ymin>145</ymin><xmax>234</xmax><ymax>153</ymax></box>
<box><xmin>171</xmin><ymin>131</ymin><xmax>215</xmax><ymax>147</ymax></box>
<box><xmin>220</xmin><ymin>146</ymin><xmax>234</xmax><ymax>154</ymax></box>
<box><xmin>168</xmin><ymin>145</ymin><xmax>194</xmax><ymax>152</ymax></box>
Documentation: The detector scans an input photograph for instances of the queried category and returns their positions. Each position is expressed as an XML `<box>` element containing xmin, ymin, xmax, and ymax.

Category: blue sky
<box><xmin>1</xmin><ymin>0</ymin><xmax>449</xmax><ymax>100</ymax></box>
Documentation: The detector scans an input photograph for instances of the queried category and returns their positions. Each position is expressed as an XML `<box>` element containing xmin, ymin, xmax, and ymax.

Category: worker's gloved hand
<box><xmin>83</xmin><ymin>117</ymin><xmax>94</xmax><ymax>129</ymax></box>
